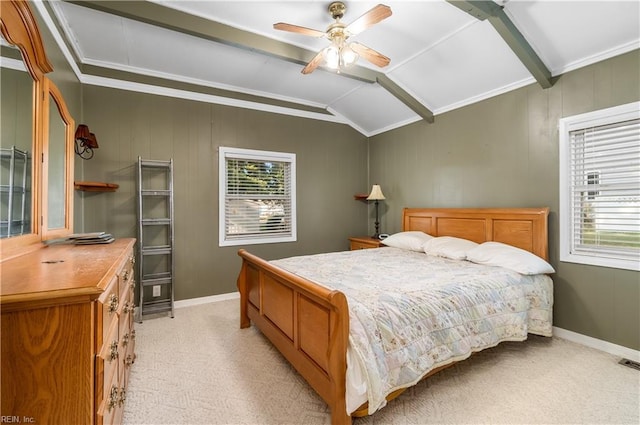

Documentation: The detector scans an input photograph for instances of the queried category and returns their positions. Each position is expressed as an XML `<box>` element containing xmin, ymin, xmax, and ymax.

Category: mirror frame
<box><xmin>1</xmin><ymin>0</ymin><xmax>74</xmax><ymax>259</ymax></box>
<box><xmin>42</xmin><ymin>78</ymin><xmax>74</xmax><ymax>240</ymax></box>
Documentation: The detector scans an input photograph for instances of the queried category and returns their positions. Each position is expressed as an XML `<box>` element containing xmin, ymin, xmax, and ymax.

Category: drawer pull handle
<box><xmin>122</xmin><ymin>270</ymin><xmax>129</xmax><ymax>281</ymax></box>
<box><xmin>108</xmin><ymin>294</ymin><xmax>119</xmax><ymax>314</ymax></box>
<box><xmin>109</xmin><ymin>340</ymin><xmax>119</xmax><ymax>362</ymax></box>
<box><xmin>118</xmin><ymin>387</ymin><xmax>127</xmax><ymax>406</ymax></box>
<box><xmin>122</xmin><ymin>333</ymin><xmax>129</xmax><ymax>347</ymax></box>
<box><xmin>108</xmin><ymin>385</ymin><xmax>119</xmax><ymax>412</ymax></box>
<box><xmin>125</xmin><ymin>354</ymin><xmax>134</xmax><ymax>367</ymax></box>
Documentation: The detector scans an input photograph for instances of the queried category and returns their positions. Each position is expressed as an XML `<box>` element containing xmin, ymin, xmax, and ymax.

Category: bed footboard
<box><xmin>237</xmin><ymin>249</ymin><xmax>351</xmax><ymax>425</ymax></box>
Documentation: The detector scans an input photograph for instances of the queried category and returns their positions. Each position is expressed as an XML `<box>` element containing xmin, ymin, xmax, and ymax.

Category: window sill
<box><xmin>560</xmin><ymin>253</ymin><xmax>640</xmax><ymax>272</ymax></box>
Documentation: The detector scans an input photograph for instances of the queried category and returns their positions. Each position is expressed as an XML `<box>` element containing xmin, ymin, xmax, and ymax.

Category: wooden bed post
<box><xmin>237</xmin><ymin>250</ymin><xmax>250</xmax><ymax>329</ymax></box>
<box><xmin>327</xmin><ymin>291</ymin><xmax>351</xmax><ymax>425</ymax></box>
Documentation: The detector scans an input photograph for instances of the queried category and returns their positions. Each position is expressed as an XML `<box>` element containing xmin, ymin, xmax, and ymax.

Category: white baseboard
<box><xmin>553</xmin><ymin>326</ymin><xmax>640</xmax><ymax>362</ymax></box>
<box><xmin>174</xmin><ymin>291</ymin><xmax>240</xmax><ymax>309</ymax></box>
<box><xmin>158</xmin><ymin>293</ymin><xmax>640</xmax><ymax>362</ymax></box>
<box><xmin>133</xmin><ymin>292</ymin><xmax>239</xmax><ymax>321</ymax></box>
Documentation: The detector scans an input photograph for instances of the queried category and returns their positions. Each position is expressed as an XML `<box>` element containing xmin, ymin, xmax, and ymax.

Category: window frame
<box><xmin>218</xmin><ymin>146</ymin><xmax>296</xmax><ymax>247</ymax></box>
<box><xmin>559</xmin><ymin>101</ymin><xmax>640</xmax><ymax>271</ymax></box>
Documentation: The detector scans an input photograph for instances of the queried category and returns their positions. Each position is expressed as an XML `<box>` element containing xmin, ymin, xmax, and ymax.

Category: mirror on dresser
<box><xmin>0</xmin><ymin>49</ymin><xmax>33</xmax><ymax>239</ymax></box>
<box><xmin>0</xmin><ymin>0</ymin><xmax>74</xmax><ymax>258</ymax></box>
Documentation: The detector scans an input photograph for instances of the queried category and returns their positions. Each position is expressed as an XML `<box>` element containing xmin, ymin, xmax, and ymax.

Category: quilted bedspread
<box><xmin>271</xmin><ymin>247</ymin><xmax>553</xmax><ymax>414</ymax></box>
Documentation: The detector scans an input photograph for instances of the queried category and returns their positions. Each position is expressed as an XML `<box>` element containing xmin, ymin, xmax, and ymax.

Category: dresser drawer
<box><xmin>99</xmin><ymin>276</ymin><xmax>120</xmax><ymax>346</ymax></box>
<box><xmin>118</xmin><ymin>266</ymin><xmax>135</xmax><ymax>337</ymax></box>
<box><xmin>118</xmin><ymin>281</ymin><xmax>133</xmax><ymax>339</ymax></box>
<box><xmin>123</xmin><ymin>332</ymin><xmax>136</xmax><ymax>386</ymax></box>
<box><xmin>96</xmin><ymin>318</ymin><xmax>120</xmax><ymax>425</ymax></box>
<box><xmin>351</xmin><ymin>240</ymin><xmax>372</xmax><ymax>250</ymax></box>
<box><xmin>118</xmin><ymin>253</ymin><xmax>135</xmax><ymax>299</ymax></box>
<box><xmin>96</xmin><ymin>363</ymin><xmax>119</xmax><ymax>425</ymax></box>
<box><xmin>97</xmin><ymin>319</ymin><xmax>120</xmax><ymax>387</ymax></box>
<box><xmin>349</xmin><ymin>237</ymin><xmax>384</xmax><ymax>250</ymax></box>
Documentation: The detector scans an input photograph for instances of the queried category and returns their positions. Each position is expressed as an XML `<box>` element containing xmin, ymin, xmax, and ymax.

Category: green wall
<box><xmin>79</xmin><ymin>86</ymin><xmax>369</xmax><ymax>299</ymax></box>
<box><xmin>369</xmin><ymin>50</ymin><xmax>640</xmax><ymax>351</ymax></box>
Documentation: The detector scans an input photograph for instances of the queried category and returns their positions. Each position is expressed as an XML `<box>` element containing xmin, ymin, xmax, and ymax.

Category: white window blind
<box><xmin>219</xmin><ymin>147</ymin><xmax>296</xmax><ymax>246</ymax></box>
<box><xmin>560</xmin><ymin>102</ymin><xmax>640</xmax><ymax>271</ymax></box>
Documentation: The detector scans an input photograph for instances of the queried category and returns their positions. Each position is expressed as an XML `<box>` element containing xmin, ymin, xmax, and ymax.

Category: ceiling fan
<box><xmin>273</xmin><ymin>2</ymin><xmax>392</xmax><ymax>75</ymax></box>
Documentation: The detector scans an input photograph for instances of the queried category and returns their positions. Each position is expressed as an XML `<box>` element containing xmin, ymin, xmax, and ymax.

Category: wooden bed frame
<box><xmin>237</xmin><ymin>207</ymin><xmax>549</xmax><ymax>424</ymax></box>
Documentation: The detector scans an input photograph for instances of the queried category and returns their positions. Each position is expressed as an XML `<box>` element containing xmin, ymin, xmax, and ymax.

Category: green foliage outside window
<box><xmin>227</xmin><ymin>160</ymin><xmax>285</xmax><ymax>196</ymax></box>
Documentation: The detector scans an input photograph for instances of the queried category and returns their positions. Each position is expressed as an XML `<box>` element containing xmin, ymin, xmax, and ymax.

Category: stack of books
<box><xmin>44</xmin><ymin>232</ymin><xmax>115</xmax><ymax>246</ymax></box>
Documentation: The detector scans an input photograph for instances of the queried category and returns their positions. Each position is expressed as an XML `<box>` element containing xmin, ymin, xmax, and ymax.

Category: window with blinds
<box><xmin>559</xmin><ymin>102</ymin><xmax>640</xmax><ymax>271</ymax></box>
<box><xmin>219</xmin><ymin>147</ymin><xmax>296</xmax><ymax>246</ymax></box>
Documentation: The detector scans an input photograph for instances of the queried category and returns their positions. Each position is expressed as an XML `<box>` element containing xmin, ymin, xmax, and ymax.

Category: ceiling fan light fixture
<box><xmin>341</xmin><ymin>43</ymin><xmax>359</xmax><ymax>67</ymax></box>
<box><xmin>323</xmin><ymin>42</ymin><xmax>359</xmax><ymax>71</ymax></box>
<box><xmin>324</xmin><ymin>44</ymin><xmax>341</xmax><ymax>70</ymax></box>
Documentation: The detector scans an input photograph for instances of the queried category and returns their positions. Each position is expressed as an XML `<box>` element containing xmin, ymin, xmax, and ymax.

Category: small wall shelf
<box><xmin>74</xmin><ymin>181</ymin><xmax>119</xmax><ymax>192</ymax></box>
<box><xmin>354</xmin><ymin>194</ymin><xmax>369</xmax><ymax>201</ymax></box>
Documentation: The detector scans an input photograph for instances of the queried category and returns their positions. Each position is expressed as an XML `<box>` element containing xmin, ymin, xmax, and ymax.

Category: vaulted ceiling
<box><xmin>40</xmin><ymin>0</ymin><xmax>640</xmax><ymax>136</ymax></box>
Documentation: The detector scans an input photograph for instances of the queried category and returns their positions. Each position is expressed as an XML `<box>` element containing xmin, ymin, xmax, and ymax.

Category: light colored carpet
<box><xmin>123</xmin><ymin>299</ymin><xmax>639</xmax><ymax>425</ymax></box>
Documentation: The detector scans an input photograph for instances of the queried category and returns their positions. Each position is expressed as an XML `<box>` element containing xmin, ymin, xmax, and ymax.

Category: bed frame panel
<box><xmin>238</xmin><ymin>207</ymin><xmax>549</xmax><ymax>424</ymax></box>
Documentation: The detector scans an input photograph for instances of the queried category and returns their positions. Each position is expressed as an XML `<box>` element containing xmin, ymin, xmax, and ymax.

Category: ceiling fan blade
<box><xmin>301</xmin><ymin>50</ymin><xmax>325</xmax><ymax>75</ymax></box>
<box><xmin>350</xmin><ymin>42</ymin><xmax>390</xmax><ymax>68</ymax></box>
<box><xmin>345</xmin><ymin>4</ymin><xmax>392</xmax><ymax>36</ymax></box>
<box><xmin>273</xmin><ymin>22</ymin><xmax>326</xmax><ymax>38</ymax></box>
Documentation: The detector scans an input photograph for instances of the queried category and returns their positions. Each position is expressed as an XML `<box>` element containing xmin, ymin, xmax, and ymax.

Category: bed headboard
<box><xmin>402</xmin><ymin>207</ymin><xmax>550</xmax><ymax>260</ymax></box>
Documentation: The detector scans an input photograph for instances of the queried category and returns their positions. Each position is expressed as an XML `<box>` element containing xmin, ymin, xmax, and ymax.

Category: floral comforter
<box><xmin>271</xmin><ymin>247</ymin><xmax>553</xmax><ymax>414</ymax></box>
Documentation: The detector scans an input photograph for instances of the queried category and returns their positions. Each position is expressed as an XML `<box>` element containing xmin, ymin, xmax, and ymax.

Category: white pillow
<box><xmin>381</xmin><ymin>231</ymin><xmax>433</xmax><ymax>251</ymax></box>
<box><xmin>466</xmin><ymin>241</ymin><xmax>555</xmax><ymax>275</ymax></box>
<box><xmin>422</xmin><ymin>236</ymin><xmax>478</xmax><ymax>260</ymax></box>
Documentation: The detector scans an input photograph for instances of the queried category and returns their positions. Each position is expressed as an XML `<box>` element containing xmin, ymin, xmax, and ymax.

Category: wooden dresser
<box><xmin>0</xmin><ymin>238</ymin><xmax>136</xmax><ymax>425</ymax></box>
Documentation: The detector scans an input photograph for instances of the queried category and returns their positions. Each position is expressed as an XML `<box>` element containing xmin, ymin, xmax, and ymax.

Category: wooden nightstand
<box><xmin>349</xmin><ymin>236</ymin><xmax>384</xmax><ymax>250</ymax></box>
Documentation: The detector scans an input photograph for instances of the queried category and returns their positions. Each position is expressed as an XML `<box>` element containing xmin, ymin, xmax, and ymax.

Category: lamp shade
<box><xmin>341</xmin><ymin>43</ymin><xmax>359</xmax><ymax>67</ymax></box>
<box><xmin>324</xmin><ymin>45</ymin><xmax>340</xmax><ymax>69</ymax></box>
<box><xmin>366</xmin><ymin>184</ymin><xmax>385</xmax><ymax>201</ymax></box>
<box><xmin>74</xmin><ymin>124</ymin><xmax>90</xmax><ymax>141</ymax></box>
<box><xmin>85</xmin><ymin>133</ymin><xmax>99</xmax><ymax>149</ymax></box>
